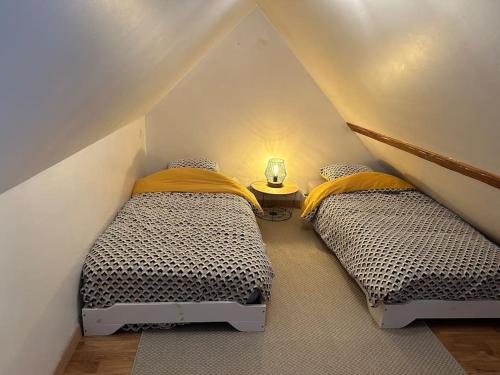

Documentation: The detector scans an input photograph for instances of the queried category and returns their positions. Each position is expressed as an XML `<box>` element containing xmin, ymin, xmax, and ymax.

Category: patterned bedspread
<box><xmin>307</xmin><ymin>189</ymin><xmax>500</xmax><ymax>306</ymax></box>
<box><xmin>81</xmin><ymin>192</ymin><xmax>274</xmax><ymax>312</ymax></box>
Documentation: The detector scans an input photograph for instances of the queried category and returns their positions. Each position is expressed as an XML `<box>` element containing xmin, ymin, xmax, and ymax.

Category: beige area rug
<box><xmin>132</xmin><ymin>212</ymin><xmax>465</xmax><ymax>375</ymax></box>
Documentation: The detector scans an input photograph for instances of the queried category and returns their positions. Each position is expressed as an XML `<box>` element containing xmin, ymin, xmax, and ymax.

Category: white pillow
<box><xmin>320</xmin><ymin>163</ymin><xmax>372</xmax><ymax>180</ymax></box>
<box><xmin>167</xmin><ymin>158</ymin><xmax>220</xmax><ymax>172</ymax></box>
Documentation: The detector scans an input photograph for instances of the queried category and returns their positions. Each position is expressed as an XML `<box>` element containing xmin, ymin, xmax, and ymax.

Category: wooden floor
<box><xmin>64</xmin><ymin>320</ymin><xmax>500</xmax><ymax>374</ymax></box>
<box><xmin>64</xmin><ymin>333</ymin><xmax>140</xmax><ymax>375</ymax></box>
<box><xmin>429</xmin><ymin>320</ymin><xmax>500</xmax><ymax>375</ymax></box>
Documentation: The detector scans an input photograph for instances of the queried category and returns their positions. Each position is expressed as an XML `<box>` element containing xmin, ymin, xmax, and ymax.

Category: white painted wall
<box><xmin>258</xmin><ymin>0</ymin><xmax>500</xmax><ymax>241</ymax></box>
<box><xmin>0</xmin><ymin>0</ymin><xmax>254</xmax><ymax>193</ymax></box>
<box><xmin>145</xmin><ymin>9</ymin><xmax>375</xmax><ymax>190</ymax></box>
<box><xmin>0</xmin><ymin>118</ymin><xmax>145</xmax><ymax>375</ymax></box>
<box><xmin>360</xmin><ymin>137</ymin><xmax>499</xmax><ymax>242</ymax></box>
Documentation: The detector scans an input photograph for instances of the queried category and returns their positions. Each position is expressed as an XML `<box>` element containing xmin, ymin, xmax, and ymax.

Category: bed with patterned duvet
<box><xmin>81</xmin><ymin>159</ymin><xmax>274</xmax><ymax>335</ymax></box>
<box><xmin>303</xmin><ymin>163</ymin><xmax>500</xmax><ymax>327</ymax></box>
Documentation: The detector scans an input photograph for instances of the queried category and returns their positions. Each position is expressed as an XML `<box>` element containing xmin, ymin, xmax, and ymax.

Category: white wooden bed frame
<box><xmin>82</xmin><ymin>301</ymin><xmax>267</xmax><ymax>336</ymax></box>
<box><xmin>368</xmin><ymin>299</ymin><xmax>500</xmax><ymax>328</ymax></box>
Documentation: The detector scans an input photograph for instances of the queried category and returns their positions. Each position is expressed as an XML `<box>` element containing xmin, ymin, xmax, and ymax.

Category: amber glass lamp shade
<box><xmin>265</xmin><ymin>158</ymin><xmax>287</xmax><ymax>187</ymax></box>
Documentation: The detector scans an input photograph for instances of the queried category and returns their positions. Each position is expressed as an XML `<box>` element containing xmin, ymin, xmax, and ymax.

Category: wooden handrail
<box><xmin>347</xmin><ymin>122</ymin><xmax>500</xmax><ymax>189</ymax></box>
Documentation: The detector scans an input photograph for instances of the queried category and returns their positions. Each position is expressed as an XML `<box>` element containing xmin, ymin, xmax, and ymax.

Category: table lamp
<box><xmin>265</xmin><ymin>158</ymin><xmax>286</xmax><ymax>188</ymax></box>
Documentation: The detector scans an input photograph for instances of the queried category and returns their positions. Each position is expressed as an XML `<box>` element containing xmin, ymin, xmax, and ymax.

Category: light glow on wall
<box><xmin>376</xmin><ymin>31</ymin><xmax>437</xmax><ymax>90</ymax></box>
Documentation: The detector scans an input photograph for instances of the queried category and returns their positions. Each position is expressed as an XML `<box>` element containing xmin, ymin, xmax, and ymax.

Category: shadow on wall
<box><xmin>122</xmin><ymin>148</ymin><xmax>147</xmax><ymax>191</ymax></box>
<box><xmin>374</xmin><ymin>159</ymin><xmax>400</xmax><ymax>176</ymax></box>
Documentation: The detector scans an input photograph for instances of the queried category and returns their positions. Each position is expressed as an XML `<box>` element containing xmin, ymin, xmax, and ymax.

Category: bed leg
<box><xmin>228</xmin><ymin>320</ymin><xmax>266</xmax><ymax>332</ymax></box>
<box><xmin>368</xmin><ymin>303</ymin><xmax>415</xmax><ymax>329</ymax></box>
<box><xmin>83</xmin><ymin>322</ymin><xmax>122</xmax><ymax>336</ymax></box>
<box><xmin>82</xmin><ymin>311</ymin><xmax>122</xmax><ymax>336</ymax></box>
<box><xmin>369</xmin><ymin>300</ymin><xmax>500</xmax><ymax>328</ymax></box>
<box><xmin>82</xmin><ymin>301</ymin><xmax>268</xmax><ymax>335</ymax></box>
<box><xmin>378</xmin><ymin>316</ymin><xmax>416</xmax><ymax>329</ymax></box>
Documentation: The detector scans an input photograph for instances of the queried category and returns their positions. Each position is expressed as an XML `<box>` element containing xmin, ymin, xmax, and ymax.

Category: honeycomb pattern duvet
<box><xmin>307</xmin><ymin>189</ymin><xmax>500</xmax><ymax>306</ymax></box>
<box><xmin>81</xmin><ymin>192</ymin><xmax>273</xmax><ymax>319</ymax></box>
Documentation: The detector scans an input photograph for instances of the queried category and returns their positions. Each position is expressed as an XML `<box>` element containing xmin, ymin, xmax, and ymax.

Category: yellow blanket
<box><xmin>301</xmin><ymin>172</ymin><xmax>414</xmax><ymax>218</ymax></box>
<box><xmin>132</xmin><ymin>168</ymin><xmax>262</xmax><ymax>211</ymax></box>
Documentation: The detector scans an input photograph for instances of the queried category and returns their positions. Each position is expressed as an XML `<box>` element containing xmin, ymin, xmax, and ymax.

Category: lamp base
<box><xmin>267</xmin><ymin>181</ymin><xmax>283</xmax><ymax>188</ymax></box>
<box><xmin>259</xmin><ymin>207</ymin><xmax>292</xmax><ymax>221</ymax></box>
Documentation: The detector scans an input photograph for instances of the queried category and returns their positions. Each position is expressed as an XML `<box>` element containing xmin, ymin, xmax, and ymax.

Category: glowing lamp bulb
<box><xmin>265</xmin><ymin>158</ymin><xmax>287</xmax><ymax>188</ymax></box>
<box><xmin>273</xmin><ymin>164</ymin><xmax>279</xmax><ymax>178</ymax></box>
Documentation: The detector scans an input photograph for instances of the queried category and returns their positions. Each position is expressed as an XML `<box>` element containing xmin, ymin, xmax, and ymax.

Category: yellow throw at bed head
<box><xmin>301</xmin><ymin>172</ymin><xmax>414</xmax><ymax>218</ymax></box>
<box><xmin>132</xmin><ymin>168</ymin><xmax>262</xmax><ymax>212</ymax></box>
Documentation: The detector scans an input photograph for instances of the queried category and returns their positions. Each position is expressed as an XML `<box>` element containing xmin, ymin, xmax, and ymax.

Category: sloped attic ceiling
<box><xmin>258</xmin><ymin>0</ymin><xmax>500</xmax><ymax>241</ymax></box>
<box><xmin>0</xmin><ymin>0</ymin><xmax>254</xmax><ymax>193</ymax></box>
<box><xmin>1</xmin><ymin>1</ymin><xmax>498</xmax><ymax>240</ymax></box>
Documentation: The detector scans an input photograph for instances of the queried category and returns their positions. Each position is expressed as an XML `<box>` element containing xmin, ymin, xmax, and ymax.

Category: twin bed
<box><xmin>81</xmin><ymin>158</ymin><xmax>499</xmax><ymax>335</ymax></box>
<box><xmin>304</xmin><ymin>163</ymin><xmax>500</xmax><ymax>327</ymax></box>
<box><xmin>81</xmin><ymin>159</ymin><xmax>273</xmax><ymax>335</ymax></box>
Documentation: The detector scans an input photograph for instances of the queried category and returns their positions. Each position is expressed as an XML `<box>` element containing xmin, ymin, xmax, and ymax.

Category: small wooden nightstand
<box><xmin>250</xmin><ymin>180</ymin><xmax>300</xmax><ymax>221</ymax></box>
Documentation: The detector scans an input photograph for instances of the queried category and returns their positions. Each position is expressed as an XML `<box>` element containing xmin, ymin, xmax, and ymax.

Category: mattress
<box><xmin>307</xmin><ymin>189</ymin><xmax>500</xmax><ymax>306</ymax></box>
<box><xmin>81</xmin><ymin>192</ymin><xmax>274</xmax><ymax>313</ymax></box>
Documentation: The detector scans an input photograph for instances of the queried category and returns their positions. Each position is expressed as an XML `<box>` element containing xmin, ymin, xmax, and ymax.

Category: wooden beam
<box><xmin>347</xmin><ymin>122</ymin><xmax>500</xmax><ymax>189</ymax></box>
